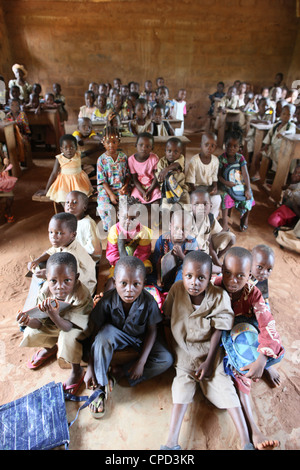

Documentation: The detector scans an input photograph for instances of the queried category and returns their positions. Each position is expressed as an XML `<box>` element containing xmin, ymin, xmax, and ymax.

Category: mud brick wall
<box><xmin>0</xmin><ymin>0</ymin><xmax>299</xmax><ymax>128</ymax></box>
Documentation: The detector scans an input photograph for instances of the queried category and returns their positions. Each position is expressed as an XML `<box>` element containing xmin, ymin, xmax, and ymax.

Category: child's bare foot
<box><xmin>263</xmin><ymin>367</ymin><xmax>281</xmax><ymax>387</ymax></box>
<box><xmin>253</xmin><ymin>431</ymin><xmax>280</xmax><ymax>450</ymax></box>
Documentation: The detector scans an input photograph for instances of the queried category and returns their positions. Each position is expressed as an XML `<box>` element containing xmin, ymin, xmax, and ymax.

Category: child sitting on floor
<box><xmin>214</xmin><ymin>246</ymin><xmax>284</xmax><ymax>449</ymax></box>
<box><xmin>161</xmin><ymin>250</ymin><xmax>263</xmax><ymax>451</ymax></box>
<box><xmin>186</xmin><ymin>132</ymin><xmax>221</xmax><ymax>218</ymax></box>
<box><xmin>128</xmin><ymin>132</ymin><xmax>161</xmax><ymax>204</ymax></box>
<box><xmin>65</xmin><ymin>191</ymin><xmax>102</xmax><ymax>263</ymax></box>
<box><xmin>84</xmin><ymin>256</ymin><xmax>173</xmax><ymax>418</ymax></box>
<box><xmin>78</xmin><ymin>90</ymin><xmax>98</xmax><ymax>120</ymax></box>
<box><xmin>17</xmin><ymin>252</ymin><xmax>93</xmax><ymax>396</ymax></box>
<box><xmin>156</xmin><ymin>137</ymin><xmax>189</xmax><ymax>212</ymax></box>
<box><xmin>96</xmin><ymin>126</ymin><xmax>130</xmax><ymax>231</ymax></box>
<box><xmin>151</xmin><ymin>209</ymin><xmax>198</xmax><ymax>291</ymax></box>
<box><xmin>27</xmin><ymin>212</ymin><xmax>97</xmax><ymax>296</ymax></box>
<box><xmin>190</xmin><ymin>188</ymin><xmax>235</xmax><ymax>274</ymax></box>
<box><xmin>218</xmin><ymin>130</ymin><xmax>254</xmax><ymax>232</ymax></box>
<box><xmin>37</xmin><ymin>134</ymin><xmax>93</xmax><ymax>205</ymax></box>
<box><xmin>129</xmin><ymin>98</ymin><xmax>153</xmax><ymax>135</ymax></box>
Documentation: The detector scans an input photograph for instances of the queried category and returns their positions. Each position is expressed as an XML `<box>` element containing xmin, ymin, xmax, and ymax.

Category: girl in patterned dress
<box><xmin>96</xmin><ymin>127</ymin><xmax>130</xmax><ymax>231</ymax></box>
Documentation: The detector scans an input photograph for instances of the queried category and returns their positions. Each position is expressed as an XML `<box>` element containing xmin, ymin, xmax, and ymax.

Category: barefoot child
<box><xmin>65</xmin><ymin>191</ymin><xmax>102</xmax><ymax>262</ymax></box>
<box><xmin>190</xmin><ymin>188</ymin><xmax>235</xmax><ymax>274</ymax></box>
<box><xmin>84</xmin><ymin>256</ymin><xmax>173</xmax><ymax>418</ymax></box>
<box><xmin>17</xmin><ymin>252</ymin><xmax>93</xmax><ymax>395</ymax></box>
<box><xmin>218</xmin><ymin>131</ymin><xmax>254</xmax><ymax>232</ymax></box>
<box><xmin>161</xmin><ymin>251</ymin><xmax>260</xmax><ymax>451</ymax></box>
<box><xmin>215</xmin><ymin>247</ymin><xmax>284</xmax><ymax>449</ymax></box>
<box><xmin>186</xmin><ymin>132</ymin><xmax>221</xmax><ymax>218</ymax></box>
<box><xmin>96</xmin><ymin>126</ymin><xmax>130</xmax><ymax>231</ymax></box>
<box><xmin>27</xmin><ymin>212</ymin><xmax>97</xmax><ymax>296</ymax></box>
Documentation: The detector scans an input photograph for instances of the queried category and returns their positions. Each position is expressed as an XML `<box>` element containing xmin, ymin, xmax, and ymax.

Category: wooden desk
<box><xmin>216</xmin><ymin>109</ymin><xmax>241</xmax><ymax>149</ymax></box>
<box><xmin>80</xmin><ymin>135</ymin><xmax>191</xmax><ymax>165</ymax></box>
<box><xmin>0</xmin><ymin>121</ymin><xmax>21</xmax><ymax>177</ymax></box>
<box><xmin>249</xmin><ymin>122</ymin><xmax>272</xmax><ymax>176</ymax></box>
<box><xmin>269</xmin><ymin>134</ymin><xmax>300</xmax><ymax>203</ymax></box>
<box><xmin>27</xmin><ymin>109</ymin><xmax>61</xmax><ymax>152</ymax></box>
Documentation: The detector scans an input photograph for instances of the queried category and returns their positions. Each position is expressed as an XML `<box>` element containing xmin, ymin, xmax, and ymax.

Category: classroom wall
<box><xmin>0</xmin><ymin>0</ymin><xmax>299</xmax><ymax>128</ymax></box>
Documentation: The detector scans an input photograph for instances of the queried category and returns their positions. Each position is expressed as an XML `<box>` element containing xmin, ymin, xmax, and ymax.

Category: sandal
<box><xmin>89</xmin><ymin>388</ymin><xmax>107</xmax><ymax>419</ymax></box>
<box><xmin>240</xmin><ymin>224</ymin><xmax>248</xmax><ymax>232</ymax></box>
<box><xmin>108</xmin><ymin>369</ymin><xmax>117</xmax><ymax>393</ymax></box>
<box><xmin>4</xmin><ymin>214</ymin><xmax>14</xmax><ymax>223</ymax></box>
<box><xmin>27</xmin><ymin>347</ymin><xmax>57</xmax><ymax>369</ymax></box>
<box><xmin>63</xmin><ymin>373</ymin><xmax>85</xmax><ymax>396</ymax></box>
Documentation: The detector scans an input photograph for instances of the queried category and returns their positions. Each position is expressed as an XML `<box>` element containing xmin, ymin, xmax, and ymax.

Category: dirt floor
<box><xmin>0</xmin><ymin>132</ymin><xmax>299</xmax><ymax>451</ymax></box>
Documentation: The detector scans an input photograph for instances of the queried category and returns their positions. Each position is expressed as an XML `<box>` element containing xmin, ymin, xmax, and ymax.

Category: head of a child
<box><xmin>227</xmin><ymin>86</ymin><xmax>237</xmax><ymax>99</ymax></box>
<box><xmin>156</xmin><ymin>86</ymin><xmax>169</xmax><ymax>105</ymax></box>
<box><xmin>225</xmin><ymin>130</ymin><xmax>242</xmax><ymax>158</ymax></box>
<box><xmin>156</xmin><ymin>77</ymin><xmax>164</xmax><ymax>88</ymax></box>
<box><xmin>99</xmin><ymin>83</ymin><xmax>107</xmax><ymax>96</ymax></box>
<box><xmin>28</xmin><ymin>92</ymin><xmax>40</xmax><ymax>108</ymax></box>
<box><xmin>128</xmin><ymin>91</ymin><xmax>139</xmax><ymax>109</ymax></box>
<box><xmin>274</xmin><ymin>73</ymin><xmax>283</xmax><ymax>87</ymax></box>
<box><xmin>121</xmin><ymin>84</ymin><xmax>129</xmax><ymax>99</ymax></box>
<box><xmin>89</xmin><ymin>82</ymin><xmax>99</xmax><ymax>96</ymax></box>
<box><xmin>53</xmin><ymin>83</ymin><xmax>61</xmax><ymax>95</ymax></box>
<box><xmin>48</xmin><ymin>213</ymin><xmax>77</xmax><ymax>249</ymax></box>
<box><xmin>9</xmin><ymin>98</ymin><xmax>20</xmax><ymax>114</ymax></box>
<box><xmin>10</xmin><ymin>85</ymin><xmax>20</xmax><ymax>100</ymax></box>
<box><xmin>251</xmin><ymin>245</ymin><xmax>274</xmax><ymax>282</ymax></box>
<box><xmin>78</xmin><ymin>117</ymin><xmax>92</xmax><ymax>137</ymax></box>
<box><xmin>144</xmin><ymin>80</ymin><xmax>152</xmax><ymax>93</ymax></box>
<box><xmin>97</xmin><ymin>93</ymin><xmax>107</xmax><ymax>110</ymax></box>
<box><xmin>129</xmin><ymin>82</ymin><xmax>139</xmax><ymax>94</ymax></box>
<box><xmin>177</xmin><ymin>89</ymin><xmax>186</xmax><ymax>101</ymax></box>
<box><xmin>85</xmin><ymin>90</ymin><xmax>95</xmax><ymax>108</ymax></box>
<box><xmin>60</xmin><ymin>134</ymin><xmax>78</xmax><ymax>159</ymax></box>
<box><xmin>152</xmin><ymin>104</ymin><xmax>165</xmax><ymax>124</ymax></box>
<box><xmin>258</xmin><ymin>97</ymin><xmax>269</xmax><ymax>115</ymax></box>
<box><xmin>45</xmin><ymin>93</ymin><xmax>55</xmax><ymax>106</ymax></box>
<box><xmin>136</xmin><ymin>132</ymin><xmax>154</xmax><ymax>160</ymax></box>
<box><xmin>190</xmin><ymin>188</ymin><xmax>211</xmax><ymax>224</ymax></box>
<box><xmin>114</xmin><ymin>256</ymin><xmax>146</xmax><ymax>306</ymax></box>
<box><xmin>32</xmin><ymin>83</ymin><xmax>42</xmax><ymax>95</ymax></box>
<box><xmin>135</xmin><ymin>98</ymin><xmax>148</xmax><ymax>121</ymax></box>
<box><xmin>182</xmin><ymin>251</ymin><xmax>212</xmax><ymax>303</ymax></box>
<box><xmin>280</xmin><ymin>104</ymin><xmax>295</xmax><ymax>124</ymax></box>
<box><xmin>165</xmin><ymin>137</ymin><xmax>183</xmax><ymax>164</ymax></box>
<box><xmin>113</xmin><ymin>78</ymin><xmax>121</xmax><ymax>90</ymax></box>
<box><xmin>261</xmin><ymin>87</ymin><xmax>269</xmax><ymax>98</ymax></box>
<box><xmin>222</xmin><ymin>247</ymin><xmax>252</xmax><ymax>295</ymax></box>
<box><xmin>118</xmin><ymin>196</ymin><xmax>141</xmax><ymax>234</ymax></box>
<box><xmin>46</xmin><ymin>252</ymin><xmax>79</xmax><ymax>301</ymax></box>
<box><xmin>170</xmin><ymin>210</ymin><xmax>193</xmax><ymax>245</ymax></box>
<box><xmin>271</xmin><ymin>87</ymin><xmax>282</xmax><ymax>102</ymax></box>
<box><xmin>65</xmin><ymin>191</ymin><xmax>88</xmax><ymax>221</ymax></box>
<box><xmin>102</xmin><ymin>126</ymin><xmax>120</xmax><ymax>156</ymax></box>
<box><xmin>112</xmin><ymin>92</ymin><xmax>122</xmax><ymax>112</ymax></box>
<box><xmin>200</xmin><ymin>132</ymin><xmax>217</xmax><ymax>158</ymax></box>
<box><xmin>217</xmin><ymin>81</ymin><xmax>225</xmax><ymax>94</ymax></box>
<box><xmin>238</xmin><ymin>82</ymin><xmax>247</xmax><ymax>95</ymax></box>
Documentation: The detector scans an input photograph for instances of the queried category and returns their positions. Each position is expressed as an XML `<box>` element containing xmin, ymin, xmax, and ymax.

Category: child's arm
<box><xmin>194</xmin><ymin>327</ymin><xmax>222</xmax><ymax>380</ymax></box>
<box><xmin>145</xmin><ymin>173</ymin><xmax>159</xmax><ymax>199</ymax></box>
<box><xmin>241</xmin><ymin>164</ymin><xmax>252</xmax><ymax>200</ymax></box>
<box><xmin>102</xmin><ymin>182</ymin><xmax>118</xmax><ymax>205</ymax></box>
<box><xmin>128</xmin><ymin>323</ymin><xmax>157</xmax><ymax>381</ymax></box>
<box><xmin>157</xmin><ymin>161</ymin><xmax>181</xmax><ymax>183</ymax></box>
<box><xmin>16</xmin><ymin>310</ymin><xmax>43</xmax><ymax>330</ymax></box>
<box><xmin>210</xmin><ymin>181</ymin><xmax>218</xmax><ymax>195</ymax></box>
<box><xmin>27</xmin><ymin>252</ymin><xmax>50</xmax><ymax>277</ymax></box>
<box><xmin>218</xmin><ymin>167</ymin><xmax>236</xmax><ymax>188</ymax></box>
<box><xmin>131</xmin><ymin>173</ymin><xmax>148</xmax><ymax>201</ymax></box>
<box><xmin>37</xmin><ymin>159</ymin><xmax>60</xmax><ymax>195</ymax></box>
<box><xmin>119</xmin><ymin>174</ymin><xmax>131</xmax><ymax>195</ymax></box>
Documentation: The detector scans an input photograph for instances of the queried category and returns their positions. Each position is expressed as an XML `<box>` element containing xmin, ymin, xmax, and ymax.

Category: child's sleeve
<box><xmin>128</xmin><ymin>155</ymin><xmax>136</xmax><ymax>175</ymax></box>
<box><xmin>97</xmin><ymin>156</ymin><xmax>106</xmax><ymax>185</ymax></box>
<box><xmin>251</xmin><ymin>288</ymin><xmax>284</xmax><ymax>359</ymax></box>
<box><xmin>208</xmin><ymin>287</ymin><xmax>235</xmax><ymax>331</ymax></box>
<box><xmin>185</xmin><ymin>156</ymin><xmax>196</xmax><ymax>184</ymax></box>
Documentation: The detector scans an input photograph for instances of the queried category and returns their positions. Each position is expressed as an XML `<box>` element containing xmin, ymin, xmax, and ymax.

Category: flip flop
<box><xmin>63</xmin><ymin>373</ymin><xmax>85</xmax><ymax>396</ymax></box>
<box><xmin>27</xmin><ymin>347</ymin><xmax>57</xmax><ymax>369</ymax></box>
<box><xmin>239</xmin><ymin>224</ymin><xmax>248</xmax><ymax>232</ymax></box>
<box><xmin>89</xmin><ymin>388</ymin><xmax>107</xmax><ymax>419</ymax></box>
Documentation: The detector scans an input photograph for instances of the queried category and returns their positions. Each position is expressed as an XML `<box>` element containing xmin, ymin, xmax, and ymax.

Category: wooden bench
<box><xmin>0</xmin><ymin>121</ymin><xmax>21</xmax><ymax>177</ymax></box>
<box><xmin>249</xmin><ymin>122</ymin><xmax>272</xmax><ymax>177</ymax></box>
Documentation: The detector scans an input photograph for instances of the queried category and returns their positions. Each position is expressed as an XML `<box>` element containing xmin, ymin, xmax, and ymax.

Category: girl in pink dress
<box><xmin>128</xmin><ymin>132</ymin><xmax>161</xmax><ymax>204</ymax></box>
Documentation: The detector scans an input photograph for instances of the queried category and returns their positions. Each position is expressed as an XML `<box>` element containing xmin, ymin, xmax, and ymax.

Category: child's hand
<box><xmin>109</xmin><ymin>193</ymin><xmax>118</xmax><ymax>205</ymax></box>
<box><xmin>16</xmin><ymin>309</ymin><xmax>30</xmax><ymax>327</ymax></box>
<box><xmin>209</xmin><ymin>186</ymin><xmax>217</xmax><ymax>195</ymax></box>
<box><xmin>39</xmin><ymin>298</ymin><xmax>60</xmax><ymax>320</ymax></box>
<box><xmin>245</xmin><ymin>189</ymin><xmax>252</xmax><ymax>200</ymax></box>
<box><xmin>28</xmin><ymin>260</ymin><xmax>37</xmax><ymax>271</ymax></box>
<box><xmin>34</xmin><ymin>268</ymin><xmax>47</xmax><ymax>279</ymax></box>
<box><xmin>194</xmin><ymin>360</ymin><xmax>213</xmax><ymax>381</ymax></box>
<box><xmin>240</xmin><ymin>354</ymin><xmax>267</xmax><ymax>381</ymax></box>
<box><xmin>141</xmin><ymin>190</ymin><xmax>149</xmax><ymax>201</ymax></box>
<box><xmin>157</xmin><ymin>168</ymin><xmax>169</xmax><ymax>182</ymax></box>
<box><xmin>119</xmin><ymin>184</ymin><xmax>128</xmax><ymax>195</ymax></box>
<box><xmin>128</xmin><ymin>359</ymin><xmax>144</xmax><ymax>381</ymax></box>
<box><xmin>172</xmin><ymin>244</ymin><xmax>184</xmax><ymax>260</ymax></box>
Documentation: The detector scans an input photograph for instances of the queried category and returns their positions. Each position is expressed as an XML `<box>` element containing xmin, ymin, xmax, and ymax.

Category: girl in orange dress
<box><xmin>38</xmin><ymin>134</ymin><xmax>93</xmax><ymax>204</ymax></box>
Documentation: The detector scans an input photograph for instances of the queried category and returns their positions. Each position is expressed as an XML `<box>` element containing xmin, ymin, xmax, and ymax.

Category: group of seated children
<box><xmin>16</xmin><ymin>195</ymin><xmax>284</xmax><ymax>450</ymax></box>
<box><xmin>77</xmin><ymin>76</ymin><xmax>187</xmax><ymax>137</ymax></box>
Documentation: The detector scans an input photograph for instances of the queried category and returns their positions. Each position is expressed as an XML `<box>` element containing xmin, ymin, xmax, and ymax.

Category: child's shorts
<box><xmin>172</xmin><ymin>362</ymin><xmax>240</xmax><ymax>409</ymax></box>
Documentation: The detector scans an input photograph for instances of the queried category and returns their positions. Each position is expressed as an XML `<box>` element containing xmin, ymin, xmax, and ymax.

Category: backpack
<box><xmin>223</xmin><ymin>160</ymin><xmax>246</xmax><ymax>201</ymax></box>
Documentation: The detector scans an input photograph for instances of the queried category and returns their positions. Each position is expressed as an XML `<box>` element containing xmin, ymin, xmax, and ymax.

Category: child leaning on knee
<box><xmin>17</xmin><ymin>252</ymin><xmax>93</xmax><ymax>395</ymax></box>
<box><xmin>27</xmin><ymin>212</ymin><xmax>97</xmax><ymax>296</ymax></box>
<box><xmin>161</xmin><ymin>250</ymin><xmax>259</xmax><ymax>451</ymax></box>
<box><xmin>84</xmin><ymin>256</ymin><xmax>173</xmax><ymax>418</ymax></box>
<box><xmin>65</xmin><ymin>190</ymin><xmax>102</xmax><ymax>263</ymax></box>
